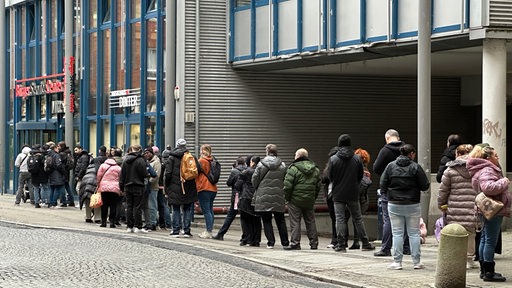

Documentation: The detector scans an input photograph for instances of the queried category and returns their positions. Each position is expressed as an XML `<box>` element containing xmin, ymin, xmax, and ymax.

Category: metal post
<box><xmin>0</xmin><ymin>0</ymin><xmax>6</xmax><ymax>194</ymax></box>
<box><xmin>165</xmin><ymin>0</ymin><xmax>176</xmax><ymax>147</ymax></box>
<box><xmin>482</xmin><ymin>39</ymin><xmax>507</xmax><ymax>173</ymax></box>
<box><xmin>64</xmin><ymin>0</ymin><xmax>74</xmax><ymax>147</ymax></box>
<box><xmin>418</xmin><ymin>0</ymin><xmax>431</xmax><ymax>224</ymax></box>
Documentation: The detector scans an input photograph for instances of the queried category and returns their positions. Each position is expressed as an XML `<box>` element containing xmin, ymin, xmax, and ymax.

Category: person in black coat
<box><xmin>236</xmin><ymin>156</ymin><xmax>262</xmax><ymax>246</ymax></box>
<box><xmin>119</xmin><ymin>144</ymin><xmax>149</xmax><ymax>233</ymax></box>
<box><xmin>436</xmin><ymin>134</ymin><xmax>462</xmax><ymax>183</ymax></box>
<box><xmin>46</xmin><ymin>142</ymin><xmax>67</xmax><ymax>208</ymax></box>
<box><xmin>164</xmin><ymin>138</ymin><xmax>198</xmax><ymax>237</ymax></box>
<box><xmin>28</xmin><ymin>145</ymin><xmax>49</xmax><ymax>208</ymax></box>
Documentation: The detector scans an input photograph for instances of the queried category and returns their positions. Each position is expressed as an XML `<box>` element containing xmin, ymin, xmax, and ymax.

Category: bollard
<box><xmin>434</xmin><ymin>223</ymin><xmax>468</xmax><ymax>288</ymax></box>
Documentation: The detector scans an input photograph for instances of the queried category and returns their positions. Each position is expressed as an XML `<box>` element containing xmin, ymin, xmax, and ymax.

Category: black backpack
<box><xmin>27</xmin><ymin>154</ymin><xmax>43</xmax><ymax>174</ymax></box>
<box><xmin>44</xmin><ymin>154</ymin><xmax>54</xmax><ymax>173</ymax></box>
<box><xmin>204</xmin><ymin>157</ymin><xmax>221</xmax><ymax>184</ymax></box>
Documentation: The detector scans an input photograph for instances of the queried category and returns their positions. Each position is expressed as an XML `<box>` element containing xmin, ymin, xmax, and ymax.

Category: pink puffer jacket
<box><xmin>97</xmin><ymin>158</ymin><xmax>122</xmax><ymax>195</ymax></box>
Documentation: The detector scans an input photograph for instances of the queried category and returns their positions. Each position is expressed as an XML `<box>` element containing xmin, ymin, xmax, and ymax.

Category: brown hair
<box><xmin>201</xmin><ymin>144</ymin><xmax>212</xmax><ymax>157</ymax></box>
<box><xmin>456</xmin><ymin>144</ymin><xmax>473</xmax><ymax>157</ymax></box>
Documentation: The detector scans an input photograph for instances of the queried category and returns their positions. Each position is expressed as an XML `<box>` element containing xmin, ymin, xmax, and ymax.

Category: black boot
<box><xmin>479</xmin><ymin>261</ymin><xmax>485</xmax><ymax>279</ymax></box>
<box><xmin>483</xmin><ymin>262</ymin><xmax>506</xmax><ymax>282</ymax></box>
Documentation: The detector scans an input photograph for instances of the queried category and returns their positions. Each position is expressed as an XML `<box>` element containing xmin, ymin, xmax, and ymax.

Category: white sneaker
<box><xmin>134</xmin><ymin>228</ymin><xmax>149</xmax><ymax>233</ymax></box>
<box><xmin>327</xmin><ymin>244</ymin><xmax>335</xmax><ymax>249</ymax></box>
<box><xmin>126</xmin><ymin>228</ymin><xmax>134</xmax><ymax>233</ymax></box>
<box><xmin>266</xmin><ymin>245</ymin><xmax>274</xmax><ymax>249</ymax></box>
<box><xmin>199</xmin><ymin>231</ymin><xmax>213</xmax><ymax>239</ymax></box>
<box><xmin>466</xmin><ymin>260</ymin><xmax>478</xmax><ymax>269</ymax></box>
<box><xmin>388</xmin><ymin>262</ymin><xmax>402</xmax><ymax>270</ymax></box>
<box><xmin>413</xmin><ymin>262</ymin><xmax>425</xmax><ymax>270</ymax></box>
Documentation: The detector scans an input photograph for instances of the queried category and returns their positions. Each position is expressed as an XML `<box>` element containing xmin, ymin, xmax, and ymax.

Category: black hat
<box><xmin>338</xmin><ymin>134</ymin><xmax>351</xmax><ymax>147</ymax></box>
<box><xmin>144</xmin><ymin>147</ymin><xmax>154</xmax><ymax>155</ymax></box>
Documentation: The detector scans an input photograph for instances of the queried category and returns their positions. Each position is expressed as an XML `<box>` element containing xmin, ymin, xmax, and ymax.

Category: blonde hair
<box><xmin>456</xmin><ymin>144</ymin><xmax>473</xmax><ymax>157</ymax></box>
<box><xmin>295</xmin><ymin>148</ymin><xmax>308</xmax><ymax>159</ymax></box>
<box><xmin>469</xmin><ymin>143</ymin><xmax>489</xmax><ymax>159</ymax></box>
<box><xmin>201</xmin><ymin>144</ymin><xmax>212</xmax><ymax>157</ymax></box>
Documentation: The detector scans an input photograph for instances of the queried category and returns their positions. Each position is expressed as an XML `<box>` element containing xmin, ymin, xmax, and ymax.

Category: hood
<box><xmin>22</xmin><ymin>146</ymin><xmax>31</xmax><ymax>155</ymax></box>
<box><xmin>446</xmin><ymin>156</ymin><xmax>471</xmax><ymax>179</ymax></box>
<box><xmin>442</xmin><ymin>144</ymin><xmax>458</xmax><ymax>160</ymax></box>
<box><xmin>335</xmin><ymin>146</ymin><xmax>354</xmax><ymax>160</ymax></box>
<box><xmin>170</xmin><ymin>147</ymin><xmax>187</xmax><ymax>158</ymax></box>
<box><xmin>104</xmin><ymin>158</ymin><xmax>118</xmax><ymax>166</ymax></box>
<box><xmin>113</xmin><ymin>156</ymin><xmax>123</xmax><ymax>165</ymax></box>
<box><xmin>292</xmin><ymin>157</ymin><xmax>317</xmax><ymax>176</ymax></box>
<box><xmin>125</xmin><ymin>152</ymin><xmax>143</xmax><ymax>164</ymax></box>
<box><xmin>395</xmin><ymin>155</ymin><xmax>413</xmax><ymax>167</ymax></box>
<box><xmin>384</xmin><ymin>141</ymin><xmax>403</xmax><ymax>154</ymax></box>
<box><xmin>261</xmin><ymin>155</ymin><xmax>283</xmax><ymax>170</ymax></box>
<box><xmin>466</xmin><ymin>157</ymin><xmax>502</xmax><ymax>177</ymax></box>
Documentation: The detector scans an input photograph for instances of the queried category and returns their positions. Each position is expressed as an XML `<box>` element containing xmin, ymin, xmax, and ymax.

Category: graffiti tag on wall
<box><xmin>483</xmin><ymin>118</ymin><xmax>502</xmax><ymax>138</ymax></box>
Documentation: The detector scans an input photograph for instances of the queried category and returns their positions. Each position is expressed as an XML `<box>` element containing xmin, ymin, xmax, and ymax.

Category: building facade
<box><xmin>4</xmin><ymin>0</ymin><xmax>511</xmax><ymax>212</ymax></box>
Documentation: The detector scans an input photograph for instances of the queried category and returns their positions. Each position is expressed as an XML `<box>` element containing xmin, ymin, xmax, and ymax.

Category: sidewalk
<box><xmin>0</xmin><ymin>194</ymin><xmax>510</xmax><ymax>288</ymax></box>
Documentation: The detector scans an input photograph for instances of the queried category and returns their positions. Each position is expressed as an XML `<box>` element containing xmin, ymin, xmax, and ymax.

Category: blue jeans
<box><xmin>198</xmin><ymin>191</ymin><xmax>216</xmax><ymax>232</ymax></box>
<box><xmin>60</xmin><ymin>181</ymin><xmax>75</xmax><ymax>205</ymax></box>
<box><xmin>333</xmin><ymin>201</ymin><xmax>370</xmax><ymax>247</ymax></box>
<box><xmin>388</xmin><ymin>203</ymin><xmax>421</xmax><ymax>264</ymax></box>
<box><xmin>33</xmin><ymin>183</ymin><xmax>49</xmax><ymax>204</ymax></box>
<box><xmin>171</xmin><ymin>203</ymin><xmax>194</xmax><ymax>234</ymax></box>
<box><xmin>157</xmin><ymin>189</ymin><xmax>172</xmax><ymax>228</ymax></box>
<box><xmin>479</xmin><ymin>215</ymin><xmax>503</xmax><ymax>262</ymax></box>
<box><xmin>147</xmin><ymin>189</ymin><xmax>158</xmax><ymax>227</ymax></box>
<box><xmin>50</xmin><ymin>185</ymin><xmax>65</xmax><ymax>207</ymax></box>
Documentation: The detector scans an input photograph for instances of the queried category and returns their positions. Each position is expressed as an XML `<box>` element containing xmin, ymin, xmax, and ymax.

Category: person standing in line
<box><xmin>213</xmin><ymin>156</ymin><xmax>246</xmax><ymax>241</ymax></box>
<box><xmin>235</xmin><ymin>156</ymin><xmax>262</xmax><ymax>246</ymax></box>
<box><xmin>165</xmin><ymin>138</ymin><xmax>198</xmax><ymax>238</ymax></box>
<box><xmin>28</xmin><ymin>144</ymin><xmax>49</xmax><ymax>208</ymax></box>
<box><xmin>328</xmin><ymin>134</ymin><xmax>375</xmax><ymax>253</ymax></box>
<box><xmin>97</xmin><ymin>149</ymin><xmax>123</xmax><ymax>228</ymax></box>
<box><xmin>196</xmin><ymin>144</ymin><xmax>218</xmax><ymax>239</ymax></box>
<box><xmin>78</xmin><ymin>157</ymin><xmax>101</xmax><ymax>222</ymax></box>
<box><xmin>344</xmin><ymin>148</ymin><xmax>372</xmax><ymax>250</ymax></box>
<box><xmin>143</xmin><ymin>146</ymin><xmax>161</xmax><ymax>231</ymax></box>
<box><xmin>380</xmin><ymin>144</ymin><xmax>430</xmax><ymax>270</ymax></box>
<box><xmin>14</xmin><ymin>144</ymin><xmax>33</xmax><ymax>205</ymax></box>
<box><xmin>252</xmin><ymin>144</ymin><xmax>290</xmax><ymax>249</ymax></box>
<box><xmin>373</xmin><ymin>129</ymin><xmax>409</xmax><ymax>257</ymax></box>
<box><xmin>58</xmin><ymin>141</ymin><xmax>76</xmax><ymax>207</ymax></box>
<box><xmin>436</xmin><ymin>134</ymin><xmax>462</xmax><ymax>183</ymax></box>
<box><xmin>74</xmin><ymin>144</ymin><xmax>91</xmax><ymax>195</ymax></box>
<box><xmin>119</xmin><ymin>145</ymin><xmax>149</xmax><ymax>233</ymax></box>
<box><xmin>437</xmin><ymin>144</ymin><xmax>478</xmax><ymax>269</ymax></box>
<box><xmin>157</xmin><ymin>148</ymin><xmax>172</xmax><ymax>230</ymax></box>
<box><xmin>322</xmin><ymin>147</ymin><xmax>339</xmax><ymax>249</ymax></box>
<box><xmin>46</xmin><ymin>142</ymin><xmax>67</xmax><ymax>209</ymax></box>
<box><xmin>283</xmin><ymin>148</ymin><xmax>321</xmax><ymax>250</ymax></box>
<box><xmin>467</xmin><ymin>144</ymin><xmax>509</xmax><ymax>282</ymax></box>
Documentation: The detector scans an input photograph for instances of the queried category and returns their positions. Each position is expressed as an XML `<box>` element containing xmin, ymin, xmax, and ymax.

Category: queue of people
<box><xmin>13</xmin><ymin>131</ymin><xmax>511</xmax><ymax>283</ymax></box>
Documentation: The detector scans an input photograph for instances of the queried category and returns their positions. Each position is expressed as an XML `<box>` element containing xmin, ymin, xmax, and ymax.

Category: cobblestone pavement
<box><xmin>1</xmin><ymin>194</ymin><xmax>511</xmax><ymax>287</ymax></box>
<box><xmin>0</xmin><ymin>222</ymin><xmax>343</xmax><ymax>288</ymax></box>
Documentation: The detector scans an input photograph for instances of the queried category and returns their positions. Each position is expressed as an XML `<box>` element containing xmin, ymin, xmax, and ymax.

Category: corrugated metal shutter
<box><xmin>489</xmin><ymin>0</ymin><xmax>512</xmax><ymax>27</ymax></box>
<box><xmin>185</xmin><ymin>1</ymin><xmax>468</xmax><ymax>210</ymax></box>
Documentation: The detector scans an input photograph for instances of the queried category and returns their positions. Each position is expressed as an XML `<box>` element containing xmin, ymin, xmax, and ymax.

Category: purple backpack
<box><xmin>434</xmin><ymin>216</ymin><xmax>444</xmax><ymax>242</ymax></box>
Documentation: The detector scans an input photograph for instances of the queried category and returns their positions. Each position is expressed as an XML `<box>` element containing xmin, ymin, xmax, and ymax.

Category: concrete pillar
<box><xmin>482</xmin><ymin>39</ymin><xmax>507</xmax><ymax>172</ymax></box>
<box><xmin>0</xmin><ymin>0</ymin><xmax>5</xmax><ymax>194</ymax></box>
<box><xmin>64</xmin><ymin>0</ymin><xmax>74</xmax><ymax>147</ymax></box>
<box><xmin>434</xmin><ymin>223</ymin><xmax>468</xmax><ymax>288</ymax></box>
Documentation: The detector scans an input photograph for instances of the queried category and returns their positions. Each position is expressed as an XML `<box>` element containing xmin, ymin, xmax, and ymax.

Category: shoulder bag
<box><xmin>475</xmin><ymin>192</ymin><xmax>504</xmax><ymax>220</ymax></box>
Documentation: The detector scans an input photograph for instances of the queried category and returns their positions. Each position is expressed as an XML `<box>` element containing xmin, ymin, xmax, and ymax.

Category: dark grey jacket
<box><xmin>252</xmin><ymin>156</ymin><xmax>287</xmax><ymax>213</ymax></box>
<box><xmin>328</xmin><ymin>147</ymin><xmax>364</xmax><ymax>203</ymax></box>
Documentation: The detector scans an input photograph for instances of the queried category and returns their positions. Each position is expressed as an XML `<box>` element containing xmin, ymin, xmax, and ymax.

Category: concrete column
<box><xmin>165</xmin><ymin>0</ymin><xmax>176</xmax><ymax>148</ymax></box>
<box><xmin>435</xmin><ymin>223</ymin><xmax>468</xmax><ymax>288</ymax></box>
<box><xmin>0</xmin><ymin>0</ymin><xmax>6</xmax><ymax>194</ymax></box>
<box><xmin>418</xmin><ymin>0</ymin><xmax>431</xmax><ymax>224</ymax></box>
<box><xmin>64</xmin><ymin>0</ymin><xmax>74</xmax><ymax>147</ymax></box>
<box><xmin>482</xmin><ymin>39</ymin><xmax>507</xmax><ymax>173</ymax></box>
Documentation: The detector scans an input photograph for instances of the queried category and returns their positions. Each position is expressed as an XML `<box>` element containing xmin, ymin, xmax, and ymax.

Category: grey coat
<box><xmin>252</xmin><ymin>156</ymin><xmax>287</xmax><ymax>213</ymax></box>
<box><xmin>438</xmin><ymin>156</ymin><xmax>478</xmax><ymax>231</ymax></box>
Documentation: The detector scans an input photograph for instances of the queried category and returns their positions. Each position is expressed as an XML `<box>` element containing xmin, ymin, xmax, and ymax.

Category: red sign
<box><xmin>15</xmin><ymin>73</ymin><xmax>66</xmax><ymax>97</ymax></box>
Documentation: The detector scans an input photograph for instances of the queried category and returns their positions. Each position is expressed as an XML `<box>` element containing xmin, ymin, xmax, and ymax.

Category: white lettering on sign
<box><xmin>110</xmin><ymin>90</ymin><xmax>129</xmax><ymax>96</ymax></box>
<box><xmin>119</xmin><ymin>95</ymin><xmax>139</xmax><ymax>107</ymax></box>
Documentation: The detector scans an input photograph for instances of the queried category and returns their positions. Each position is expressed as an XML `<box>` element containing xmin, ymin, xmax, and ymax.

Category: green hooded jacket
<box><xmin>284</xmin><ymin>157</ymin><xmax>321</xmax><ymax>209</ymax></box>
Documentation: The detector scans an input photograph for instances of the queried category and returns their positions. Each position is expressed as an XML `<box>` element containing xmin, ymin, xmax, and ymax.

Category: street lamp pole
<box><xmin>64</xmin><ymin>0</ymin><xmax>74</xmax><ymax>147</ymax></box>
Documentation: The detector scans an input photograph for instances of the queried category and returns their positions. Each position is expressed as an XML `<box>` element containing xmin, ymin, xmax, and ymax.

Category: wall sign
<box><xmin>109</xmin><ymin>88</ymin><xmax>141</xmax><ymax>108</ymax></box>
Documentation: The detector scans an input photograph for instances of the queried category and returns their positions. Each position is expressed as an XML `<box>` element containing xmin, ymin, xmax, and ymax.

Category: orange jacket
<box><xmin>196</xmin><ymin>156</ymin><xmax>218</xmax><ymax>193</ymax></box>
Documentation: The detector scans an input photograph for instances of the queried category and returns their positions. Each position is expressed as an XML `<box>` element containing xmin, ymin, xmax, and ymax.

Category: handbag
<box><xmin>89</xmin><ymin>190</ymin><xmax>103</xmax><ymax>208</ymax></box>
<box><xmin>475</xmin><ymin>192</ymin><xmax>504</xmax><ymax>220</ymax></box>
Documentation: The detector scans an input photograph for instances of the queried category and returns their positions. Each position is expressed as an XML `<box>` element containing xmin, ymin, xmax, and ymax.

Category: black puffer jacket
<box><xmin>226</xmin><ymin>165</ymin><xmax>245</xmax><ymax>205</ymax></box>
<box><xmin>380</xmin><ymin>155</ymin><xmax>430</xmax><ymax>204</ymax></box>
<box><xmin>74</xmin><ymin>151</ymin><xmax>90</xmax><ymax>181</ymax></box>
<box><xmin>79</xmin><ymin>162</ymin><xmax>97</xmax><ymax>206</ymax></box>
<box><xmin>328</xmin><ymin>147</ymin><xmax>363</xmax><ymax>203</ymax></box>
<box><xmin>164</xmin><ymin>147</ymin><xmax>198</xmax><ymax>205</ymax></box>
<box><xmin>119</xmin><ymin>151</ymin><xmax>147</xmax><ymax>193</ymax></box>
<box><xmin>436</xmin><ymin>144</ymin><xmax>457</xmax><ymax>183</ymax></box>
<box><xmin>236</xmin><ymin>166</ymin><xmax>257</xmax><ymax>216</ymax></box>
